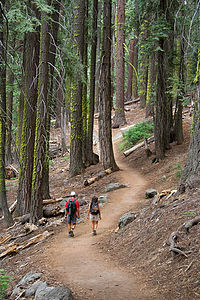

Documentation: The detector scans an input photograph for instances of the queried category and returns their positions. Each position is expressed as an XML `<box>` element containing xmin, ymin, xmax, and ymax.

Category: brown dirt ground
<box><xmin>0</xmin><ymin>104</ymin><xmax>199</xmax><ymax>299</ymax></box>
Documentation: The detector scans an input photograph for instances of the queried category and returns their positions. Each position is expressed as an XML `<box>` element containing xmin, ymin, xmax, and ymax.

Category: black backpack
<box><xmin>67</xmin><ymin>199</ymin><xmax>76</xmax><ymax>216</ymax></box>
<box><xmin>90</xmin><ymin>200</ymin><xmax>99</xmax><ymax>215</ymax></box>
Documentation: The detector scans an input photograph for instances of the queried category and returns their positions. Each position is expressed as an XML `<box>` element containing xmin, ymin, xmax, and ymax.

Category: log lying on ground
<box><xmin>43</xmin><ymin>198</ymin><xmax>63</xmax><ymax>205</ymax></box>
<box><xmin>185</xmin><ymin>216</ymin><xmax>200</xmax><ymax>233</ymax></box>
<box><xmin>83</xmin><ymin>168</ymin><xmax>112</xmax><ymax>186</ymax></box>
<box><xmin>43</xmin><ymin>206</ymin><xmax>63</xmax><ymax>218</ymax></box>
<box><xmin>0</xmin><ymin>231</ymin><xmax>53</xmax><ymax>259</ymax></box>
<box><xmin>0</xmin><ymin>234</ymin><xmax>12</xmax><ymax>244</ymax></box>
<box><xmin>123</xmin><ymin>136</ymin><xmax>154</xmax><ymax>157</ymax></box>
<box><xmin>124</xmin><ymin>97</ymin><xmax>140</xmax><ymax>105</ymax></box>
<box><xmin>0</xmin><ymin>244</ymin><xmax>19</xmax><ymax>258</ymax></box>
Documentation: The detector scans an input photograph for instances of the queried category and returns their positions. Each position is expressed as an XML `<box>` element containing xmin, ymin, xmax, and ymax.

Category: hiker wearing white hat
<box><xmin>65</xmin><ymin>191</ymin><xmax>80</xmax><ymax>237</ymax></box>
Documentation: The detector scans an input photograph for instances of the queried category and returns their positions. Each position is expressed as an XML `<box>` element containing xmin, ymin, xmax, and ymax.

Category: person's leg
<box><xmin>92</xmin><ymin>220</ymin><xmax>95</xmax><ymax>233</ymax></box>
<box><xmin>67</xmin><ymin>215</ymin><xmax>72</xmax><ymax>236</ymax></box>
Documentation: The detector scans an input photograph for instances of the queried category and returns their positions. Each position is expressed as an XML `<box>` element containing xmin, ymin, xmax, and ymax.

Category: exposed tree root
<box><xmin>185</xmin><ymin>215</ymin><xmax>200</xmax><ymax>233</ymax></box>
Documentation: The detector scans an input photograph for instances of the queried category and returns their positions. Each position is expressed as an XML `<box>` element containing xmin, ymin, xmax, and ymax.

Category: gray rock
<box><xmin>104</xmin><ymin>183</ymin><xmax>129</xmax><ymax>193</ymax></box>
<box><xmin>118</xmin><ymin>212</ymin><xmax>136</xmax><ymax>229</ymax></box>
<box><xmin>98</xmin><ymin>195</ymin><xmax>108</xmax><ymax>203</ymax></box>
<box><xmin>145</xmin><ymin>189</ymin><xmax>157</xmax><ymax>199</ymax></box>
<box><xmin>34</xmin><ymin>282</ymin><xmax>54</xmax><ymax>300</ymax></box>
<box><xmin>17</xmin><ymin>271</ymin><xmax>42</xmax><ymax>286</ymax></box>
<box><xmin>35</xmin><ymin>285</ymin><xmax>73</xmax><ymax>300</ymax></box>
<box><xmin>78</xmin><ymin>199</ymin><xmax>87</xmax><ymax>206</ymax></box>
<box><xmin>25</xmin><ymin>280</ymin><xmax>44</xmax><ymax>297</ymax></box>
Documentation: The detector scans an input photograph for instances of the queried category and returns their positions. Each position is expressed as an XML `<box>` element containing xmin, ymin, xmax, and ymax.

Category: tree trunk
<box><xmin>0</xmin><ymin>1</ymin><xmax>13</xmax><ymax>227</ymax></box>
<box><xmin>69</xmin><ymin>0</ymin><xmax>85</xmax><ymax>177</ymax></box>
<box><xmin>95</xmin><ymin>0</ymin><xmax>102</xmax><ymax>113</ymax></box>
<box><xmin>139</xmin><ymin>20</ymin><xmax>148</xmax><ymax>109</ymax></box>
<box><xmin>30</xmin><ymin>9</ymin><xmax>51</xmax><ymax>223</ymax></box>
<box><xmin>82</xmin><ymin>0</ymin><xmax>88</xmax><ymax>165</ymax></box>
<box><xmin>15</xmin><ymin>27</ymin><xmax>40</xmax><ymax>217</ymax></box>
<box><xmin>41</xmin><ymin>0</ymin><xmax>61</xmax><ymax>200</ymax></box>
<box><xmin>6</xmin><ymin>68</ymin><xmax>14</xmax><ymax>164</ymax></box>
<box><xmin>146</xmin><ymin>54</ymin><xmax>156</xmax><ymax>117</ymax></box>
<box><xmin>87</xmin><ymin>0</ymin><xmax>98</xmax><ymax>166</ymax></box>
<box><xmin>99</xmin><ymin>0</ymin><xmax>119</xmax><ymax>171</ymax></box>
<box><xmin>125</xmin><ymin>39</ymin><xmax>134</xmax><ymax>102</ymax></box>
<box><xmin>112</xmin><ymin>0</ymin><xmax>126</xmax><ymax>128</ymax></box>
<box><xmin>132</xmin><ymin>0</ymin><xmax>139</xmax><ymax>98</ymax></box>
<box><xmin>154</xmin><ymin>37</ymin><xmax>167</xmax><ymax>160</ymax></box>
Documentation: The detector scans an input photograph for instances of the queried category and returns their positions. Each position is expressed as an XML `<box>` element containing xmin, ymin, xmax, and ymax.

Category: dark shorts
<box><xmin>67</xmin><ymin>214</ymin><xmax>77</xmax><ymax>224</ymax></box>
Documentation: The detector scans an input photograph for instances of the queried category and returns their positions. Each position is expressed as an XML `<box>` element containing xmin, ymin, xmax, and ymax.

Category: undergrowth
<box><xmin>119</xmin><ymin>121</ymin><xmax>154</xmax><ymax>150</ymax></box>
<box><xmin>0</xmin><ymin>269</ymin><xmax>10</xmax><ymax>299</ymax></box>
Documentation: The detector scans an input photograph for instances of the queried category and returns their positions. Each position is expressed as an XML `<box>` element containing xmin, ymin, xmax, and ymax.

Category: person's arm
<box><xmin>98</xmin><ymin>204</ymin><xmax>101</xmax><ymax>219</ymax></box>
<box><xmin>87</xmin><ymin>204</ymin><xmax>91</xmax><ymax>219</ymax></box>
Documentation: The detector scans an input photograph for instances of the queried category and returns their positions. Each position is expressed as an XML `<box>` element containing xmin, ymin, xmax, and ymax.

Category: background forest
<box><xmin>0</xmin><ymin>0</ymin><xmax>200</xmax><ymax>231</ymax></box>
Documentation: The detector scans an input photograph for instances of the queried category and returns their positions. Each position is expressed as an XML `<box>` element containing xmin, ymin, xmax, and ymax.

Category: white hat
<box><xmin>70</xmin><ymin>191</ymin><xmax>76</xmax><ymax>196</ymax></box>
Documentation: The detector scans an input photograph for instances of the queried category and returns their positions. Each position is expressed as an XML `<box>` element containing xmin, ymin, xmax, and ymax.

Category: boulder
<box><xmin>25</xmin><ymin>280</ymin><xmax>44</xmax><ymax>297</ymax></box>
<box><xmin>35</xmin><ymin>285</ymin><xmax>73</xmax><ymax>300</ymax></box>
<box><xmin>145</xmin><ymin>189</ymin><xmax>157</xmax><ymax>199</ymax></box>
<box><xmin>118</xmin><ymin>212</ymin><xmax>136</xmax><ymax>229</ymax></box>
<box><xmin>104</xmin><ymin>183</ymin><xmax>129</xmax><ymax>193</ymax></box>
<box><xmin>98</xmin><ymin>195</ymin><xmax>108</xmax><ymax>204</ymax></box>
<box><xmin>17</xmin><ymin>271</ymin><xmax>42</xmax><ymax>286</ymax></box>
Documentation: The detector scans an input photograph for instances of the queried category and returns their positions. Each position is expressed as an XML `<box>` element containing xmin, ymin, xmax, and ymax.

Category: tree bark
<box><xmin>87</xmin><ymin>0</ymin><xmax>98</xmax><ymax>165</ymax></box>
<box><xmin>113</xmin><ymin>0</ymin><xmax>126</xmax><ymax>128</ymax></box>
<box><xmin>69</xmin><ymin>0</ymin><xmax>85</xmax><ymax>177</ymax></box>
<box><xmin>99</xmin><ymin>0</ymin><xmax>119</xmax><ymax>171</ymax></box>
<box><xmin>30</xmin><ymin>8</ymin><xmax>51</xmax><ymax>223</ymax></box>
<box><xmin>6</xmin><ymin>68</ymin><xmax>14</xmax><ymax>164</ymax></box>
<box><xmin>15</xmin><ymin>18</ymin><xmax>40</xmax><ymax>217</ymax></box>
<box><xmin>125</xmin><ymin>39</ymin><xmax>134</xmax><ymax>102</ymax></box>
<box><xmin>0</xmin><ymin>1</ymin><xmax>14</xmax><ymax>227</ymax></box>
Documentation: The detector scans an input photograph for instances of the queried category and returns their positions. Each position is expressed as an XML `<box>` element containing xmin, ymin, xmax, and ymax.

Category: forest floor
<box><xmin>1</xmin><ymin>103</ymin><xmax>200</xmax><ymax>300</ymax></box>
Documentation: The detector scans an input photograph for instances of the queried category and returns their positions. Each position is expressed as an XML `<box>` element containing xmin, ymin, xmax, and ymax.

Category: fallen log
<box><xmin>43</xmin><ymin>198</ymin><xmax>63</xmax><ymax>205</ymax></box>
<box><xmin>123</xmin><ymin>136</ymin><xmax>154</xmax><ymax>157</ymax></box>
<box><xmin>0</xmin><ymin>233</ymin><xmax>11</xmax><ymax>244</ymax></box>
<box><xmin>0</xmin><ymin>244</ymin><xmax>19</xmax><ymax>258</ymax></box>
<box><xmin>18</xmin><ymin>231</ymin><xmax>54</xmax><ymax>250</ymax></box>
<box><xmin>124</xmin><ymin>97</ymin><xmax>140</xmax><ymax>105</ymax></box>
<box><xmin>185</xmin><ymin>215</ymin><xmax>200</xmax><ymax>233</ymax></box>
<box><xmin>43</xmin><ymin>206</ymin><xmax>62</xmax><ymax>218</ymax></box>
<box><xmin>83</xmin><ymin>168</ymin><xmax>112</xmax><ymax>186</ymax></box>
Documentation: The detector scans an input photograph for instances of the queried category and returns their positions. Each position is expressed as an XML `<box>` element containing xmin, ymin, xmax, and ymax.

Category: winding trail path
<box><xmin>44</xmin><ymin>151</ymin><xmax>155</xmax><ymax>299</ymax></box>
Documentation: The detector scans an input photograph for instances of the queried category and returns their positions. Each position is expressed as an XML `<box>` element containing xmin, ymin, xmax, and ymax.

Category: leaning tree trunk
<box><xmin>112</xmin><ymin>0</ymin><xmax>126</xmax><ymax>128</ymax></box>
<box><xmin>99</xmin><ymin>0</ymin><xmax>119</xmax><ymax>171</ymax></box>
<box><xmin>30</xmin><ymin>9</ymin><xmax>51</xmax><ymax>223</ymax></box>
<box><xmin>69</xmin><ymin>0</ymin><xmax>85</xmax><ymax>177</ymax></box>
<box><xmin>0</xmin><ymin>1</ymin><xmax>13</xmax><ymax>227</ymax></box>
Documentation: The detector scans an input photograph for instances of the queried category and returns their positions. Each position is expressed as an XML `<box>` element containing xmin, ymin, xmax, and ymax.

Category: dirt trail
<box><xmin>44</xmin><ymin>155</ymin><xmax>156</xmax><ymax>299</ymax></box>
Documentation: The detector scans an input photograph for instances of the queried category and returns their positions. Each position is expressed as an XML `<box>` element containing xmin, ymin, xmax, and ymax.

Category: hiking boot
<box><xmin>92</xmin><ymin>230</ymin><xmax>97</xmax><ymax>236</ymax></box>
<box><xmin>68</xmin><ymin>231</ymin><xmax>74</xmax><ymax>237</ymax></box>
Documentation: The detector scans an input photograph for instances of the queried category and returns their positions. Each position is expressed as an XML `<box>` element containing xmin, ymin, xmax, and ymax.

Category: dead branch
<box><xmin>83</xmin><ymin>168</ymin><xmax>112</xmax><ymax>186</ymax></box>
<box><xmin>169</xmin><ymin>232</ymin><xmax>188</xmax><ymax>258</ymax></box>
<box><xmin>0</xmin><ymin>244</ymin><xmax>19</xmax><ymax>258</ymax></box>
<box><xmin>123</xmin><ymin>136</ymin><xmax>154</xmax><ymax>157</ymax></box>
<box><xmin>185</xmin><ymin>216</ymin><xmax>200</xmax><ymax>233</ymax></box>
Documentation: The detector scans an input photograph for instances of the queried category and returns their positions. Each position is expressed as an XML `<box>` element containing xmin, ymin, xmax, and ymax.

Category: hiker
<box><xmin>65</xmin><ymin>191</ymin><xmax>80</xmax><ymax>237</ymax></box>
<box><xmin>87</xmin><ymin>196</ymin><xmax>101</xmax><ymax>236</ymax></box>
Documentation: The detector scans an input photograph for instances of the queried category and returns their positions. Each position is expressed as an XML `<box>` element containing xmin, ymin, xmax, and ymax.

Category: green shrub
<box><xmin>122</xmin><ymin>121</ymin><xmax>154</xmax><ymax>149</ymax></box>
<box><xmin>173</xmin><ymin>163</ymin><xmax>183</xmax><ymax>179</ymax></box>
<box><xmin>0</xmin><ymin>269</ymin><xmax>10</xmax><ymax>299</ymax></box>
